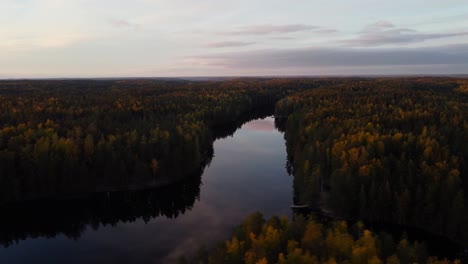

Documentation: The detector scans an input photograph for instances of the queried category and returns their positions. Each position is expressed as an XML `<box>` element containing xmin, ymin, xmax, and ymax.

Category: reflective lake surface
<box><xmin>0</xmin><ymin>116</ymin><xmax>293</xmax><ymax>264</ymax></box>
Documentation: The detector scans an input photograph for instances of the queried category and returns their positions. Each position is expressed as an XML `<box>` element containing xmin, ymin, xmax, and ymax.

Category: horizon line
<box><xmin>1</xmin><ymin>73</ymin><xmax>468</xmax><ymax>81</ymax></box>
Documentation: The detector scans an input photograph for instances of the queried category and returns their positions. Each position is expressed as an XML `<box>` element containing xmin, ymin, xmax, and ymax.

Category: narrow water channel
<box><xmin>0</xmin><ymin>116</ymin><xmax>293</xmax><ymax>263</ymax></box>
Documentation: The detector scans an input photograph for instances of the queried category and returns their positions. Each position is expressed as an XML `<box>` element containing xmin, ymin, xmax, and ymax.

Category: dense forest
<box><xmin>0</xmin><ymin>78</ymin><xmax>324</xmax><ymax>203</ymax></box>
<box><xmin>181</xmin><ymin>212</ymin><xmax>460</xmax><ymax>264</ymax></box>
<box><xmin>0</xmin><ymin>77</ymin><xmax>467</xmax><ymax>262</ymax></box>
<box><xmin>275</xmin><ymin>78</ymin><xmax>468</xmax><ymax>246</ymax></box>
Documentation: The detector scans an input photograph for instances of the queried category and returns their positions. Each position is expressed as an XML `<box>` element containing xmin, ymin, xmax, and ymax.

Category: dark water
<box><xmin>0</xmin><ymin>116</ymin><xmax>293</xmax><ymax>264</ymax></box>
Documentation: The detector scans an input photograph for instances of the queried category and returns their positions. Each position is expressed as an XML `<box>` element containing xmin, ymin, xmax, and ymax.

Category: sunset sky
<box><xmin>1</xmin><ymin>0</ymin><xmax>468</xmax><ymax>78</ymax></box>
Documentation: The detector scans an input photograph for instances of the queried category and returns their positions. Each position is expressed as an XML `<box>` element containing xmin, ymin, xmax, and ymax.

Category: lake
<box><xmin>0</xmin><ymin>116</ymin><xmax>293</xmax><ymax>264</ymax></box>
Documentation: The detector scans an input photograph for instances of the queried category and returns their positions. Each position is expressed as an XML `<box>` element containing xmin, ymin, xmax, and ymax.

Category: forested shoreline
<box><xmin>0</xmin><ymin>77</ymin><xmax>467</xmax><ymax>262</ymax></box>
<box><xmin>275</xmin><ymin>78</ymin><xmax>468</xmax><ymax>247</ymax></box>
<box><xmin>0</xmin><ymin>78</ymin><xmax>317</xmax><ymax>203</ymax></box>
<box><xmin>182</xmin><ymin>212</ymin><xmax>461</xmax><ymax>264</ymax></box>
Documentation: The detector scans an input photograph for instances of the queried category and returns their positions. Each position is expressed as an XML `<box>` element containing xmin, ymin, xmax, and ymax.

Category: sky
<box><xmin>1</xmin><ymin>0</ymin><xmax>468</xmax><ymax>78</ymax></box>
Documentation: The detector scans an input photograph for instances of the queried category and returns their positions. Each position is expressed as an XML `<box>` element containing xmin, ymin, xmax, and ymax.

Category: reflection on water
<box><xmin>0</xmin><ymin>116</ymin><xmax>293</xmax><ymax>264</ymax></box>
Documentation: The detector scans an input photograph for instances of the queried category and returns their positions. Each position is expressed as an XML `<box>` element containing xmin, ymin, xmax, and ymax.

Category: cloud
<box><xmin>345</xmin><ymin>21</ymin><xmax>468</xmax><ymax>46</ymax></box>
<box><xmin>0</xmin><ymin>33</ymin><xmax>92</xmax><ymax>51</ymax></box>
<box><xmin>205</xmin><ymin>41</ymin><xmax>255</xmax><ymax>48</ymax></box>
<box><xmin>109</xmin><ymin>19</ymin><xmax>140</xmax><ymax>29</ymax></box>
<box><xmin>223</xmin><ymin>24</ymin><xmax>320</xmax><ymax>35</ymax></box>
<box><xmin>364</xmin><ymin>21</ymin><xmax>396</xmax><ymax>31</ymax></box>
<box><xmin>188</xmin><ymin>44</ymin><xmax>468</xmax><ymax>70</ymax></box>
<box><xmin>271</xmin><ymin>36</ymin><xmax>296</xmax><ymax>40</ymax></box>
<box><xmin>315</xmin><ymin>29</ymin><xmax>339</xmax><ymax>34</ymax></box>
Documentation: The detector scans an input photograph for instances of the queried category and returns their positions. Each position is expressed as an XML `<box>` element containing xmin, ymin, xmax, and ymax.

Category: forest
<box><xmin>0</xmin><ymin>77</ymin><xmax>467</xmax><ymax>262</ymax></box>
<box><xmin>181</xmin><ymin>212</ymin><xmax>460</xmax><ymax>264</ymax></box>
<box><xmin>275</xmin><ymin>78</ymin><xmax>468</xmax><ymax>247</ymax></box>
<box><xmin>0</xmin><ymin>78</ymin><xmax>320</xmax><ymax>203</ymax></box>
